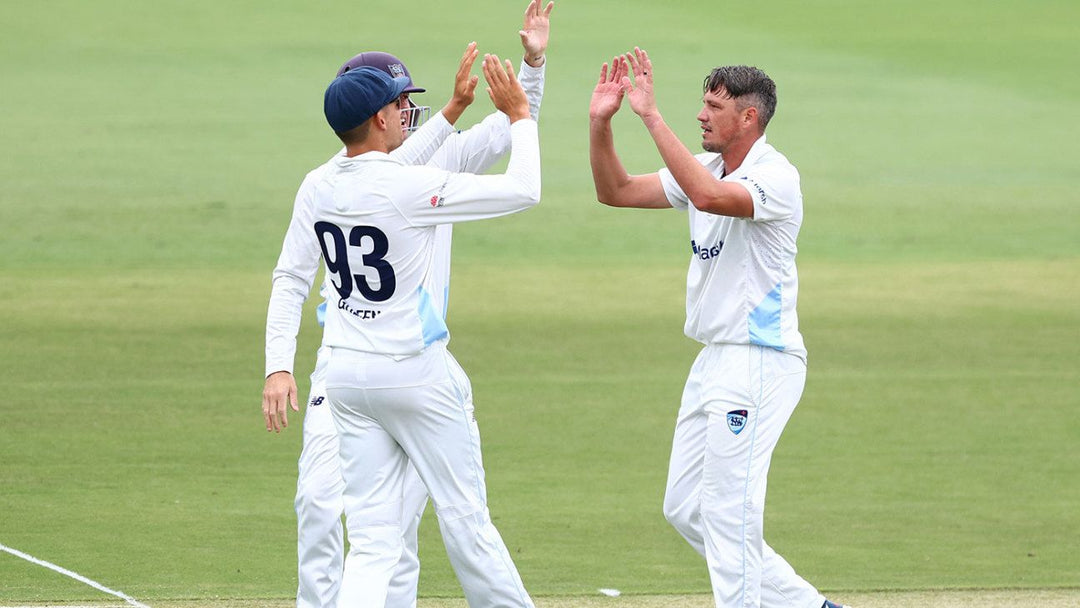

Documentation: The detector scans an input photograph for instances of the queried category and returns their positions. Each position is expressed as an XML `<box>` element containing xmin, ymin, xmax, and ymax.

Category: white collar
<box><xmin>333</xmin><ymin>150</ymin><xmax>399</xmax><ymax>166</ymax></box>
<box><xmin>721</xmin><ymin>134</ymin><xmax>769</xmax><ymax>178</ymax></box>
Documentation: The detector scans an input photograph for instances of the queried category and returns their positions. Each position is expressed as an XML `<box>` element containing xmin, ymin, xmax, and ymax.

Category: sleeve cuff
<box><xmin>520</xmin><ymin>58</ymin><xmax>546</xmax><ymax>75</ymax></box>
<box><xmin>265</xmin><ymin>364</ymin><xmax>293</xmax><ymax>378</ymax></box>
<box><xmin>431</xmin><ymin>109</ymin><xmax>455</xmax><ymax>133</ymax></box>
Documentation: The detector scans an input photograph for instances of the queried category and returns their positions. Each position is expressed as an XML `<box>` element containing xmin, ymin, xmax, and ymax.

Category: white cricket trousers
<box><xmin>325</xmin><ymin>344</ymin><xmax>533</xmax><ymax>608</ymax></box>
<box><xmin>663</xmin><ymin>344</ymin><xmax>825</xmax><ymax>608</ymax></box>
<box><xmin>295</xmin><ymin>347</ymin><xmax>429</xmax><ymax>608</ymax></box>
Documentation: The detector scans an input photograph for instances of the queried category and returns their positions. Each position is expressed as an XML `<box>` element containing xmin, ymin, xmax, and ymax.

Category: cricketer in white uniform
<box><xmin>588</xmin><ymin>48</ymin><xmax>850</xmax><ymax>608</ymax></box>
<box><xmin>265</xmin><ymin>48</ymin><xmax>546</xmax><ymax>608</ymax></box>
<box><xmin>265</xmin><ymin>49</ymin><xmax>540</xmax><ymax>608</ymax></box>
<box><xmin>317</xmin><ymin>56</ymin><xmax>539</xmax><ymax>608</ymax></box>
<box><xmin>264</xmin><ymin>6</ymin><xmax>551</xmax><ymax>607</ymax></box>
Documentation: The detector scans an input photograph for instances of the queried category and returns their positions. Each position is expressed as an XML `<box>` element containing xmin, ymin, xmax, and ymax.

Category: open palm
<box><xmin>590</xmin><ymin>57</ymin><xmax>627</xmax><ymax>121</ymax></box>
<box><xmin>519</xmin><ymin>0</ymin><xmax>554</xmax><ymax>59</ymax></box>
<box><xmin>622</xmin><ymin>47</ymin><xmax>657</xmax><ymax>119</ymax></box>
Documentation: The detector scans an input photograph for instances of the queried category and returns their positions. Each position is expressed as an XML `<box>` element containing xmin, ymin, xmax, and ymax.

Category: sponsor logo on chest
<box><xmin>691</xmin><ymin>239</ymin><xmax>724</xmax><ymax>260</ymax></box>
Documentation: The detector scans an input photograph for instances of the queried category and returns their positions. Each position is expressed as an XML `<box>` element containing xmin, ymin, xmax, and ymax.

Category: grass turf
<box><xmin>1</xmin><ymin>0</ymin><xmax>1078</xmax><ymax>603</ymax></box>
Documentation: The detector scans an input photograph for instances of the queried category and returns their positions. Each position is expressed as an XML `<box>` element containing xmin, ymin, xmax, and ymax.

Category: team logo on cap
<box><xmin>726</xmin><ymin>409</ymin><xmax>748</xmax><ymax>435</ymax></box>
<box><xmin>389</xmin><ymin>63</ymin><xmax>406</xmax><ymax>78</ymax></box>
<box><xmin>430</xmin><ymin>195</ymin><xmax>444</xmax><ymax>207</ymax></box>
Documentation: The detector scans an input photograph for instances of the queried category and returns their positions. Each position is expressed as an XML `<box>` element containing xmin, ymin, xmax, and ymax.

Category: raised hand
<box><xmin>621</xmin><ymin>47</ymin><xmax>658</xmax><ymax>120</ymax></box>
<box><xmin>519</xmin><ymin>0</ymin><xmax>554</xmax><ymax>67</ymax></box>
<box><xmin>483</xmin><ymin>53</ymin><xmax>529</xmax><ymax>122</ymax></box>
<box><xmin>442</xmin><ymin>42</ymin><xmax>481</xmax><ymax>125</ymax></box>
<box><xmin>589</xmin><ymin>55</ymin><xmax>627</xmax><ymax>122</ymax></box>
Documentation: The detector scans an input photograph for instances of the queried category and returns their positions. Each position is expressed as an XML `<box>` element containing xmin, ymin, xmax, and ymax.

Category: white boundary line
<box><xmin>0</xmin><ymin>542</ymin><xmax>151</xmax><ymax>608</ymax></box>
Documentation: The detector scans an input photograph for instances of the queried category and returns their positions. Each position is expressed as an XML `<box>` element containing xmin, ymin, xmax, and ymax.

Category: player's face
<box><xmin>383</xmin><ymin>102</ymin><xmax>406</xmax><ymax>151</ymax></box>
<box><xmin>396</xmin><ymin>93</ymin><xmax>412</xmax><ymax>138</ymax></box>
<box><xmin>697</xmin><ymin>88</ymin><xmax>747</xmax><ymax>154</ymax></box>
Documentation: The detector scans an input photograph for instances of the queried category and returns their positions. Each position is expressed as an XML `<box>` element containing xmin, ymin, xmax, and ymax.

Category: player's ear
<box><xmin>743</xmin><ymin>105</ymin><xmax>756</xmax><ymax>124</ymax></box>
<box><xmin>372</xmin><ymin>110</ymin><xmax>387</xmax><ymax>132</ymax></box>
<box><xmin>742</xmin><ymin>105</ymin><xmax>759</xmax><ymax>131</ymax></box>
<box><xmin>376</xmin><ymin>103</ymin><xmax>398</xmax><ymax>132</ymax></box>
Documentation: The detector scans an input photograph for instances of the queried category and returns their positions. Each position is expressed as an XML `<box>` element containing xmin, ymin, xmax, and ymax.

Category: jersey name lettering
<box><xmin>337</xmin><ymin>298</ymin><xmax>383</xmax><ymax>320</ymax></box>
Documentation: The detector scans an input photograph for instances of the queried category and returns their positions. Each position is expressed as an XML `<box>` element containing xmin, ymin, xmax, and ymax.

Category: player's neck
<box><xmin>719</xmin><ymin>132</ymin><xmax>762</xmax><ymax>174</ymax></box>
<box><xmin>345</xmin><ymin>136</ymin><xmax>391</xmax><ymax>157</ymax></box>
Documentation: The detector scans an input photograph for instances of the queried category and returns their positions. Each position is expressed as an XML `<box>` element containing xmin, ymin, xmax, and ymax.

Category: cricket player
<box><xmin>588</xmin><ymin>48</ymin><xmax>850</xmax><ymax>608</ymax></box>
<box><xmin>263</xmin><ymin>3</ymin><xmax>552</xmax><ymax>607</ymax></box>
<box><xmin>312</xmin><ymin>52</ymin><xmax>538</xmax><ymax>607</ymax></box>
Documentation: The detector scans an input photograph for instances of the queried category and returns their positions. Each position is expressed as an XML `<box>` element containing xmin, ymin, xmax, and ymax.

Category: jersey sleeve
<box><xmin>395</xmin><ymin>119</ymin><xmax>541</xmax><ymax>225</ymax></box>
<box><xmin>730</xmin><ymin>160</ymin><xmax>801</xmax><ymax>222</ymax></box>
<box><xmin>519</xmin><ymin>60</ymin><xmax>545</xmax><ymax>124</ymax></box>
<box><xmin>428</xmin><ymin>60</ymin><xmax>546</xmax><ymax>174</ymax></box>
<box><xmin>389</xmin><ymin>110</ymin><xmax>455</xmax><ymax>166</ymax></box>
<box><xmin>658</xmin><ymin>153</ymin><xmax>722</xmax><ymax>211</ymax></box>
<box><xmin>265</xmin><ymin>170</ymin><xmax>323</xmax><ymax>377</ymax></box>
<box><xmin>658</xmin><ymin>166</ymin><xmax>689</xmax><ymax>211</ymax></box>
<box><xmin>430</xmin><ymin>113</ymin><xmax>510</xmax><ymax>174</ymax></box>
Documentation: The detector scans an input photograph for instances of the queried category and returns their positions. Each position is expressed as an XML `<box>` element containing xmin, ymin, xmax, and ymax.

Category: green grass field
<box><xmin>1</xmin><ymin>0</ymin><xmax>1078</xmax><ymax>605</ymax></box>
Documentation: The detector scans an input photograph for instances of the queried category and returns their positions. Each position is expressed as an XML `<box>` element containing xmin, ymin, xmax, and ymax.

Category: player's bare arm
<box><xmin>440</xmin><ymin>42</ymin><xmax>481</xmax><ymax>125</ymax></box>
<box><xmin>483</xmin><ymin>54</ymin><xmax>530</xmax><ymax>122</ymax></box>
<box><xmin>519</xmin><ymin>0</ymin><xmax>554</xmax><ymax>67</ymax></box>
<box><xmin>624</xmin><ymin>47</ymin><xmax>754</xmax><ymax>218</ymax></box>
<box><xmin>262</xmin><ymin>370</ymin><xmax>298</xmax><ymax>433</ymax></box>
<box><xmin>589</xmin><ymin>55</ymin><xmax>668</xmax><ymax>209</ymax></box>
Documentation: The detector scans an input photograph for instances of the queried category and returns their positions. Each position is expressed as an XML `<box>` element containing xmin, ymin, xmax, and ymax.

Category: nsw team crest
<box><xmin>726</xmin><ymin>409</ymin><xmax>748</xmax><ymax>435</ymax></box>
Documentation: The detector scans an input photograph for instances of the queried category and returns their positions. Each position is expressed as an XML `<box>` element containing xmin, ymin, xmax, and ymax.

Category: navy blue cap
<box><xmin>323</xmin><ymin>66</ymin><xmax>411</xmax><ymax>134</ymax></box>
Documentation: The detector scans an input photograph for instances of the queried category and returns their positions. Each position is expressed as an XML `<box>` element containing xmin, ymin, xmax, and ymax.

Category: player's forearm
<box><xmin>418</xmin><ymin>120</ymin><xmax>540</xmax><ymax>224</ymax></box>
<box><xmin>519</xmin><ymin>60</ymin><xmax>545</xmax><ymax>122</ymax></box>
<box><xmin>501</xmin><ymin>119</ymin><xmax>542</xmax><ymax>205</ymax></box>
<box><xmin>265</xmin><ymin>193</ymin><xmax>322</xmax><ymax>376</ymax></box>
<box><xmin>641</xmin><ymin>112</ymin><xmax>699</xmax><ymax>197</ymax></box>
<box><xmin>440</xmin><ymin>98</ymin><xmax>471</xmax><ymax>126</ymax></box>
<box><xmin>589</xmin><ymin>118</ymin><xmax>632</xmax><ymax>205</ymax></box>
<box><xmin>392</xmin><ymin>111</ymin><xmax>454</xmax><ymax>165</ymax></box>
<box><xmin>264</xmin><ymin>274</ymin><xmax>309</xmax><ymax>376</ymax></box>
<box><xmin>643</xmin><ymin>114</ymin><xmax>752</xmax><ymax>217</ymax></box>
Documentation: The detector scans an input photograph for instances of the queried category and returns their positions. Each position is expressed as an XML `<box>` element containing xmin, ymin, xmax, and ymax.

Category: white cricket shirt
<box><xmin>658</xmin><ymin>135</ymin><xmax>806</xmax><ymax>361</ymax></box>
<box><xmin>314</xmin><ymin>119</ymin><xmax>540</xmax><ymax>357</ymax></box>
<box><xmin>265</xmin><ymin>63</ymin><xmax>546</xmax><ymax>376</ymax></box>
